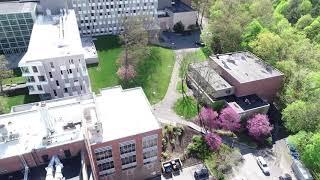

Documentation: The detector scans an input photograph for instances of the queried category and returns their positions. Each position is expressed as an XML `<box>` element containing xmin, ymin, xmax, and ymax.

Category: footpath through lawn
<box><xmin>88</xmin><ymin>35</ymin><xmax>175</xmax><ymax>104</ymax></box>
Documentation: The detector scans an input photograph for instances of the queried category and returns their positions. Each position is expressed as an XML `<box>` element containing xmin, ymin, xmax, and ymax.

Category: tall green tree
<box><xmin>0</xmin><ymin>55</ymin><xmax>13</xmax><ymax>94</ymax></box>
<box><xmin>249</xmin><ymin>31</ymin><xmax>284</xmax><ymax>64</ymax></box>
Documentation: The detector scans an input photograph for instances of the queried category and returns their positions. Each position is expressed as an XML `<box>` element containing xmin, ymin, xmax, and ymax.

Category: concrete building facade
<box><xmin>70</xmin><ymin>0</ymin><xmax>158</xmax><ymax>36</ymax></box>
<box><xmin>0</xmin><ymin>1</ymin><xmax>37</xmax><ymax>54</ymax></box>
<box><xmin>0</xmin><ymin>86</ymin><xmax>162</xmax><ymax>180</ymax></box>
<box><xmin>19</xmin><ymin>9</ymin><xmax>91</xmax><ymax>99</ymax></box>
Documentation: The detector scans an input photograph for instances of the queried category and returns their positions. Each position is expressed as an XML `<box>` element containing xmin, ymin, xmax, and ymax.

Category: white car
<box><xmin>256</xmin><ymin>156</ymin><xmax>270</xmax><ymax>175</ymax></box>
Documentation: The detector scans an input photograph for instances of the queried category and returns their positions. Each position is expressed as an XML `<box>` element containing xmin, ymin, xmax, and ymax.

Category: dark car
<box><xmin>279</xmin><ymin>173</ymin><xmax>292</xmax><ymax>180</ymax></box>
<box><xmin>195</xmin><ymin>41</ymin><xmax>205</xmax><ymax>47</ymax></box>
<box><xmin>194</xmin><ymin>167</ymin><xmax>209</xmax><ymax>180</ymax></box>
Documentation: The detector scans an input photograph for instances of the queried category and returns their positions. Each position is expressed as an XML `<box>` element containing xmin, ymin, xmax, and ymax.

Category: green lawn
<box><xmin>2</xmin><ymin>76</ymin><xmax>26</xmax><ymax>85</ymax></box>
<box><xmin>0</xmin><ymin>94</ymin><xmax>40</xmax><ymax>114</ymax></box>
<box><xmin>176</xmin><ymin>80</ymin><xmax>188</xmax><ymax>94</ymax></box>
<box><xmin>88</xmin><ymin>35</ymin><xmax>175</xmax><ymax>104</ymax></box>
<box><xmin>174</xmin><ymin>96</ymin><xmax>198</xmax><ymax>119</ymax></box>
<box><xmin>88</xmin><ymin>36</ymin><xmax>123</xmax><ymax>93</ymax></box>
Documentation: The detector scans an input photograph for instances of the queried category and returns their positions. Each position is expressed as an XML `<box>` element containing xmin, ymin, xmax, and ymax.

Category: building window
<box><xmin>53</xmin><ymin>90</ymin><xmax>57</xmax><ymax>96</ymax></box>
<box><xmin>120</xmin><ymin>140</ymin><xmax>136</xmax><ymax>154</ymax></box>
<box><xmin>98</xmin><ymin>161</ymin><xmax>114</xmax><ymax>172</ymax></box>
<box><xmin>68</xmin><ymin>69</ymin><xmax>73</xmax><ymax>74</ymax></box>
<box><xmin>32</xmin><ymin>66</ymin><xmax>38</xmax><ymax>73</ymax></box>
<box><xmin>121</xmin><ymin>155</ymin><xmax>136</xmax><ymax>170</ymax></box>
<box><xmin>61</xmin><ymin>70</ymin><xmax>63</xmax><ymax>75</ymax></box>
<box><xmin>95</xmin><ymin>147</ymin><xmax>113</xmax><ymax>161</ymax></box>
<box><xmin>69</xmin><ymin>59</ymin><xmax>74</xmax><ymax>64</ymax></box>
<box><xmin>64</xmin><ymin>88</ymin><xmax>68</xmax><ymax>93</ymax></box>
<box><xmin>56</xmin><ymin>80</ymin><xmax>60</xmax><ymax>86</ymax></box>
<box><xmin>21</xmin><ymin>67</ymin><xmax>29</xmax><ymax>73</ymax></box>
<box><xmin>28</xmin><ymin>85</ymin><xmax>35</xmax><ymax>91</ymax></box>
<box><xmin>49</xmin><ymin>72</ymin><xmax>53</xmax><ymax>78</ymax></box>
<box><xmin>50</xmin><ymin>62</ymin><xmax>54</xmax><ymax>68</ymax></box>
<box><xmin>143</xmin><ymin>134</ymin><xmax>158</xmax><ymax>149</ymax></box>
<box><xmin>38</xmin><ymin>76</ymin><xmax>46</xmax><ymax>82</ymax></box>
<box><xmin>37</xmin><ymin>85</ymin><xmax>43</xmax><ymax>91</ymax></box>
<box><xmin>142</xmin><ymin>134</ymin><xmax>158</xmax><ymax>164</ymax></box>
<box><xmin>26</xmin><ymin>76</ymin><xmax>35</xmax><ymax>83</ymax></box>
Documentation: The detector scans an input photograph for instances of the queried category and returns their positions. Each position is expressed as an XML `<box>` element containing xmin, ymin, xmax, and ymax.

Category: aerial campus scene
<box><xmin>0</xmin><ymin>0</ymin><xmax>319</xmax><ymax>180</ymax></box>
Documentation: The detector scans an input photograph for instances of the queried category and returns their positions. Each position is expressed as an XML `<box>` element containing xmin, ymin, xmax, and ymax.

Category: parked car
<box><xmin>162</xmin><ymin>162</ymin><xmax>173</xmax><ymax>174</ymax></box>
<box><xmin>194</xmin><ymin>167</ymin><xmax>209</xmax><ymax>180</ymax></box>
<box><xmin>279</xmin><ymin>173</ymin><xmax>292</xmax><ymax>180</ymax></box>
<box><xmin>195</xmin><ymin>41</ymin><xmax>205</xmax><ymax>47</ymax></box>
<box><xmin>256</xmin><ymin>156</ymin><xmax>270</xmax><ymax>175</ymax></box>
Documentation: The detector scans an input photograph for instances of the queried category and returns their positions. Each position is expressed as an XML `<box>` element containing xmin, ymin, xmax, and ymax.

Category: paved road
<box><xmin>153</xmin><ymin>48</ymin><xmax>200</xmax><ymax>124</ymax></box>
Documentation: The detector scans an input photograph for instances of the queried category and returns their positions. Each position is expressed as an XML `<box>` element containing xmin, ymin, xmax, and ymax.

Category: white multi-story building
<box><xmin>70</xmin><ymin>0</ymin><xmax>158</xmax><ymax>36</ymax></box>
<box><xmin>19</xmin><ymin>9</ymin><xmax>91</xmax><ymax>100</ymax></box>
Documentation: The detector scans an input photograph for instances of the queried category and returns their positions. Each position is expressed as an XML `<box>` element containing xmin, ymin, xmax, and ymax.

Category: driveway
<box><xmin>229</xmin><ymin>140</ymin><xmax>296</xmax><ymax>180</ymax></box>
<box><xmin>161</xmin><ymin>164</ymin><xmax>214</xmax><ymax>180</ymax></box>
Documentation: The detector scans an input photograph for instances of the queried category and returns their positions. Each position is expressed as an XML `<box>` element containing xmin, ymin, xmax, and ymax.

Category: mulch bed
<box><xmin>163</xmin><ymin>124</ymin><xmax>203</xmax><ymax>167</ymax></box>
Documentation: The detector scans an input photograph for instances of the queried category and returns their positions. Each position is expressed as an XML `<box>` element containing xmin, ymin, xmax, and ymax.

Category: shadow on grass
<box><xmin>93</xmin><ymin>35</ymin><xmax>121</xmax><ymax>51</ymax></box>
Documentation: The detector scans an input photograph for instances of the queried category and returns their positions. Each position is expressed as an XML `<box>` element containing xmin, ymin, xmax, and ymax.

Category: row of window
<box><xmin>0</xmin><ymin>13</ymin><xmax>32</xmax><ymax>21</ymax></box>
<box><xmin>95</xmin><ymin>134</ymin><xmax>158</xmax><ymax>177</ymax></box>
<box><xmin>26</xmin><ymin>75</ymin><xmax>46</xmax><ymax>83</ymax></box>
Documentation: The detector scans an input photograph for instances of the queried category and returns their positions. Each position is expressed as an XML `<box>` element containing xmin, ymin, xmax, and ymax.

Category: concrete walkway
<box><xmin>153</xmin><ymin>48</ymin><xmax>199</xmax><ymax>124</ymax></box>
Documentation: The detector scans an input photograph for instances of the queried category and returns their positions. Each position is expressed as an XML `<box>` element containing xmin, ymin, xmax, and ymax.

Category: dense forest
<box><xmin>199</xmin><ymin>0</ymin><xmax>320</xmax><ymax>177</ymax></box>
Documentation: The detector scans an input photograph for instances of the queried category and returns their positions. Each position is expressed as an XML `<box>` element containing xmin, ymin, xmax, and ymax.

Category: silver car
<box><xmin>256</xmin><ymin>156</ymin><xmax>270</xmax><ymax>175</ymax></box>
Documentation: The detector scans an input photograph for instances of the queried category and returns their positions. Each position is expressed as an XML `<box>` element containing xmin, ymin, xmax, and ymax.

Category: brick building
<box><xmin>187</xmin><ymin>51</ymin><xmax>283</xmax><ymax>119</ymax></box>
<box><xmin>0</xmin><ymin>86</ymin><xmax>161</xmax><ymax>180</ymax></box>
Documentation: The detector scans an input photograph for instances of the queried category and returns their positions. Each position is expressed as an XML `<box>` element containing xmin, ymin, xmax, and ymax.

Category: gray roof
<box><xmin>210</xmin><ymin>51</ymin><xmax>283</xmax><ymax>83</ymax></box>
<box><xmin>189</xmin><ymin>61</ymin><xmax>233</xmax><ymax>91</ymax></box>
<box><xmin>0</xmin><ymin>1</ymin><xmax>36</xmax><ymax>14</ymax></box>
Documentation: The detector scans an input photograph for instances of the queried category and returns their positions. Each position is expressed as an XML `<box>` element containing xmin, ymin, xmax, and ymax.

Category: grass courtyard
<box><xmin>88</xmin><ymin>35</ymin><xmax>175</xmax><ymax>104</ymax></box>
<box><xmin>0</xmin><ymin>93</ymin><xmax>40</xmax><ymax>114</ymax></box>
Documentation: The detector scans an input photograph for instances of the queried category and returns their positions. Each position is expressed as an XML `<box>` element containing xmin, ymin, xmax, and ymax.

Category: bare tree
<box><xmin>0</xmin><ymin>55</ymin><xmax>13</xmax><ymax>94</ymax></box>
<box><xmin>117</xmin><ymin>15</ymin><xmax>151</xmax><ymax>82</ymax></box>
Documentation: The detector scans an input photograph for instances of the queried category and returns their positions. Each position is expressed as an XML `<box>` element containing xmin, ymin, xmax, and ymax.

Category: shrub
<box><xmin>187</xmin><ymin>135</ymin><xmax>211</xmax><ymax>160</ymax></box>
<box><xmin>173</xmin><ymin>21</ymin><xmax>185</xmax><ymax>33</ymax></box>
<box><xmin>218</xmin><ymin>106</ymin><xmax>241</xmax><ymax>132</ymax></box>
<box><xmin>246</xmin><ymin>114</ymin><xmax>273</xmax><ymax>141</ymax></box>
<box><xmin>205</xmin><ymin>133</ymin><xmax>222</xmax><ymax>151</ymax></box>
<box><xmin>117</xmin><ymin>65</ymin><xmax>136</xmax><ymax>80</ymax></box>
<box><xmin>173</xmin><ymin>96</ymin><xmax>198</xmax><ymax>119</ymax></box>
<box><xmin>198</xmin><ymin>107</ymin><xmax>219</xmax><ymax>131</ymax></box>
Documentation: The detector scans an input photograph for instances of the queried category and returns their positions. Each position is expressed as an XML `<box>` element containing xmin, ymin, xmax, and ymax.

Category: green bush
<box><xmin>187</xmin><ymin>135</ymin><xmax>211</xmax><ymax>160</ymax></box>
<box><xmin>174</xmin><ymin>96</ymin><xmax>198</xmax><ymax>119</ymax></box>
<box><xmin>210</xmin><ymin>100</ymin><xmax>226</xmax><ymax>112</ymax></box>
<box><xmin>173</xmin><ymin>21</ymin><xmax>185</xmax><ymax>33</ymax></box>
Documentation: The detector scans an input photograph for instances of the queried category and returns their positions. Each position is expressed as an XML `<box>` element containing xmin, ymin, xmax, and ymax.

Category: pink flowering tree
<box><xmin>117</xmin><ymin>65</ymin><xmax>136</xmax><ymax>81</ymax></box>
<box><xmin>218</xmin><ymin>106</ymin><xmax>241</xmax><ymax>132</ymax></box>
<box><xmin>205</xmin><ymin>132</ymin><xmax>222</xmax><ymax>151</ymax></box>
<box><xmin>198</xmin><ymin>107</ymin><xmax>219</xmax><ymax>131</ymax></box>
<box><xmin>247</xmin><ymin>114</ymin><xmax>273</xmax><ymax>141</ymax></box>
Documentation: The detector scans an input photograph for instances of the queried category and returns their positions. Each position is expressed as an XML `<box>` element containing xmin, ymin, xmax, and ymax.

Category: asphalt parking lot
<box><xmin>161</xmin><ymin>164</ymin><xmax>214</xmax><ymax>180</ymax></box>
<box><xmin>230</xmin><ymin>140</ymin><xmax>296</xmax><ymax>180</ymax></box>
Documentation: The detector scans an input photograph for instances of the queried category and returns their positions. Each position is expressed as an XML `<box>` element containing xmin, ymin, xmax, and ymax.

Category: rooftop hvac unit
<box><xmin>94</xmin><ymin>122</ymin><xmax>103</xmax><ymax>134</ymax></box>
<box><xmin>7</xmin><ymin>132</ymin><xmax>19</xmax><ymax>142</ymax></box>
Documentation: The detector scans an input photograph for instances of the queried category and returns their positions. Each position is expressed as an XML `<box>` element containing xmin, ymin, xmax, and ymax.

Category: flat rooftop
<box><xmin>0</xmin><ymin>94</ymin><xmax>95</xmax><ymax>159</ymax></box>
<box><xmin>95</xmin><ymin>86</ymin><xmax>161</xmax><ymax>142</ymax></box>
<box><xmin>168</xmin><ymin>1</ymin><xmax>194</xmax><ymax>12</ymax></box>
<box><xmin>0</xmin><ymin>86</ymin><xmax>160</xmax><ymax>159</ymax></box>
<box><xmin>20</xmin><ymin>9</ymin><xmax>83</xmax><ymax>63</ymax></box>
<box><xmin>0</xmin><ymin>1</ymin><xmax>36</xmax><ymax>14</ymax></box>
<box><xmin>189</xmin><ymin>61</ymin><xmax>233</xmax><ymax>91</ymax></box>
<box><xmin>223</xmin><ymin>94</ymin><xmax>269</xmax><ymax>113</ymax></box>
<box><xmin>210</xmin><ymin>52</ymin><xmax>283</xmax><ymax>83</ymax></box>
<box><xmin>81</xmin><ymin>37</ymin><xmax>98</xmax><ymax>60</ymax></box>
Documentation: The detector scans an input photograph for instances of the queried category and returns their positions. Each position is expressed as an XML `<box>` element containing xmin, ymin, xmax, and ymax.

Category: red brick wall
<box><xmin>91</xmin><ymin>129</ymin><xmax>162</xmax><ymax>180</ymax></box>
<box><xmin>0</xmin><ymin>140</ymin><xmax>85</xmax><ymax>174</ymax></box>
<box><xmin>234</xmin><ymin>76</ymin><xmax>283</xmax><ymax>102</ymax></box>
<box><xmin>209</xmin><ymin>60</ymin><xmax>283</xmax><ymax>102</ymax></box>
